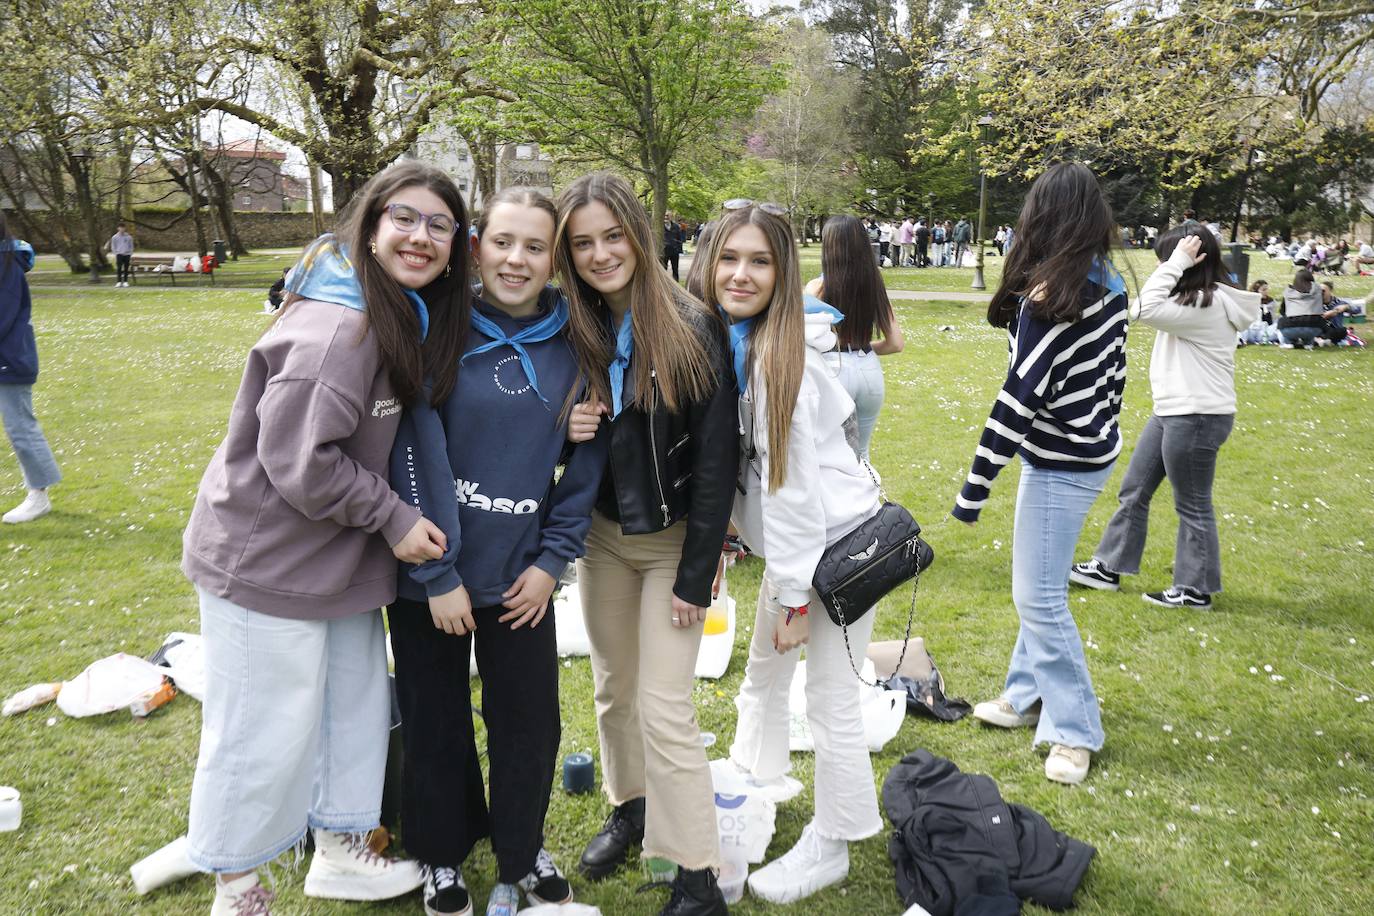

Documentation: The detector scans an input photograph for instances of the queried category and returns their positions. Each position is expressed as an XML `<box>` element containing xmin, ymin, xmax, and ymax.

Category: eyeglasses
<box><xmin>722</xmin><ymin>198</ymin><xmax>788</xmax><ymax>218</ymax></box>
<box><xmin>384</xmin><ymin>203</ymin><xmax>457</xmax><ymax>243</ymax></box>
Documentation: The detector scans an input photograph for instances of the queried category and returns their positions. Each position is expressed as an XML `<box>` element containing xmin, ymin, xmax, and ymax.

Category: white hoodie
<box><xmin>1130</xmin><ymin>246</ymin><xmax>1261</xmax><ymax>416</ymax></box>
<box><xmin>732</xmin><ymin>308</ymin><xmax>882</xmax><ymax>608</ymax></box>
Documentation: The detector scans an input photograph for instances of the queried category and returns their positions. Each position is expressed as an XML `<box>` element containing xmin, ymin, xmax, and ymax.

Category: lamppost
<box><xmin>971</xmin><ymin>115</ymin><xmax>994</xmax><ymax>291</ymax></box>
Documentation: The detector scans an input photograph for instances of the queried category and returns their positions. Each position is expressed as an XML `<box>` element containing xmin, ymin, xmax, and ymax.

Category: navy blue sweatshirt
<box><xmin>0</xmin><ymin>240</ymin><xmax>38</xmax><ymax>385</ymax></box>
<box><xmin>391</xmin><ymin>289</ymin><xmax>609</xmax><ymax>606</ymax></box>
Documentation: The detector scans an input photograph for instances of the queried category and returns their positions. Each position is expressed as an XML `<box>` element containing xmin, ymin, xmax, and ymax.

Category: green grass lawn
<box><xmin>1</xmin><ymin>283</ymin><xmax>1371</xmax><ymax>914</ymax></box>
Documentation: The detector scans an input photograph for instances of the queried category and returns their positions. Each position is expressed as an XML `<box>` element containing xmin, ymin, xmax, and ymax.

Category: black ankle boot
<box><xmin>659</xmin><ymin>867</ymin><xmax>728</xmax><ymax>916</ymax></box>
<box><xmin>578</xmin><ymin>797</ymin><xmax>645</xmax><ymax>880</ymax></box>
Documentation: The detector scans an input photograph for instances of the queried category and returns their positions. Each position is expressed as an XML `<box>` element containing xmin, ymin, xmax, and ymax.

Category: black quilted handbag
<box><xmin>813</xmin><ymin>501</ymin><xmax>934</xmax><ymax>627</ymax></box>
<box><xmin>812</xmin><ymin>454</ymin><xmax>936</xmax><ymax>686</ymax></box>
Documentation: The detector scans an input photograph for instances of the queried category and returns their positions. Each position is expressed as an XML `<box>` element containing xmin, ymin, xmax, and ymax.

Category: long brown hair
<box><xmin>987</xmin><ymin>162</ymin><xmax>1119</xmax><ymax>328</ymax></box>
<box><xmin>333</xmin><ymin>160</ymin><xmax>471</xmax><ymax>407</ymax></box>
<box><xmin>1154</xmin><ymin>224</ymin><xmax>1235</xmax><ymax>309</ymax></box>
<box><xmin>702</xmin><ymin>205</ymin><xmax>803</xmax><ymax>492</ymax></box>
<box><xmin>554</xmin><ymin>172</ymin><xmax>716</xmax><ymax>413</ymax></box>
<box><xmin>820</xmin><ymin>215</ymin><xmax>894</xmax><ymax>351</ymax></box>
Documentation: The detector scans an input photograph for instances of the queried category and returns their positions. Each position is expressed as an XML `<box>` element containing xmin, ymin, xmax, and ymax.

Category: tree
<box><xmin>486</xmin><ymin>0</ymin><xmax>781</xmax><ymax>226</ymax></box>
<box><xmin>133</xmin><ymin>0</ymin><xmax>505</xmax><ymax>209</ymax></box>
<box><xmin>748</xmin><ymin>18</ymin><xmax>860</xmax><ymax>239</ymax></box>
<box><xmin>805</xmin><ymin>0</ymin><xmax>964</xmax><ymax>215</ymax></box>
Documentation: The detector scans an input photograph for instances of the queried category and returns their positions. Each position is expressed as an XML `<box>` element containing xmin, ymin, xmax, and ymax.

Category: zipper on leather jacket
<box><xmin>648</xmin><ymin>369</ymin><xmax>670</xmax><ymax>526</ymax></box>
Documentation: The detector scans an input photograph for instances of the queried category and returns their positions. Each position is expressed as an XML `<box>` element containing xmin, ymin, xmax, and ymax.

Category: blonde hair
<box><xmin>554</xmin><ymin>172</ymin><xmax>716</xmax><ymax>413</ymax></box>
<box><xmin>702</xmin><ymin>206</ymin><xmax>804</xmax><ymax>492</ymax></box>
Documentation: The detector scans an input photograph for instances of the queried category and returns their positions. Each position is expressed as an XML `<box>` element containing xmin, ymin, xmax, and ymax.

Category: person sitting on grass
<box><xmin>1238</xmin><ymin>280</ymin><xmax>1282</xmax><ymax>346</ymax></box>
<box><xmin>1277</xmin><ymin>269</ymin><xmax>1326</xmax><ymax>348</ymax></box>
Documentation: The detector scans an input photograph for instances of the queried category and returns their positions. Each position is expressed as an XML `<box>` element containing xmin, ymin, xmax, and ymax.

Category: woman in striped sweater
<box><xmin>951</xmin><ymin>162</ymin><xmax>1129</xmax><ymax>785</ymax></box>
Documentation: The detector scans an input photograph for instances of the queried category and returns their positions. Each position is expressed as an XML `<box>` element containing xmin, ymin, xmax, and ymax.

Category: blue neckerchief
<box><xmin>608</xmin><ymin>309</ymin><xmax>634</xmax><ymax>418</ymax></box>
<box><xmin>1086</xmin><ymin>257</ymin><xmax>1127</xmax><ymax>297</ymax></box>
<box><xmin>0</xmin><ymin>239</ymin><xmax>35</xmax><ymax>273</ymax></box>
<box><xmin>287</xmin><ymin>234</ymin><xmax>430</xmax><ymax>341</ymax></box>
<box><xmin>723</xmin><ymin>296</ymin><xmax>844</xmax><ymax>395</ymax></box>
<box><xmin>462</xmin><ymin>288</ymin><xmax>570</xmax><ymax>405</ymax></box>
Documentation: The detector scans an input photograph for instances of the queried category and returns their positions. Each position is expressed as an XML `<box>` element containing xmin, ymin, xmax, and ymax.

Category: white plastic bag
<box><xmin>710</xmin><ymin>761</ymin><xmax>777</xmax><ymax>864</ymax></box>
<box><xmin>787</xmin><ymin>658</ymin><xmax>907</xmax><ymax>752</ymax></box>
<box><xmin>56</xmin><ymin>654</ymin><xmax>166</xmax><ymax>717</ymax></box>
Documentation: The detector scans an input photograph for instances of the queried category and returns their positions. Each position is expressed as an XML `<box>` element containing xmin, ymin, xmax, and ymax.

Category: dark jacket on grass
<box><xmin>883</xmin><ymin>749</ymin><xmax>1095</xmax><ymax>915</ymax></box>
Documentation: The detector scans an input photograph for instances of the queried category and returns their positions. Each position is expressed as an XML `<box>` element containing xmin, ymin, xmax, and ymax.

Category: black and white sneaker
<box><xmin>1070</xmin><ymin>559</ymin><xmax>1120</xmax><ymax>591</ymax></box>
<box><xmin>424</xmin><ymin>865</ymin><xmax>472</xmax><ymax>916</ymax></box>
<box><xmin>519</xmin><ymin>847</ymin><xmax>573</xmax><ymax>905</ymax></box>
<box><xmin>1143</xmin><ymin>586</ymin><xmax>1211</xmax><ymax>610</ymax></box>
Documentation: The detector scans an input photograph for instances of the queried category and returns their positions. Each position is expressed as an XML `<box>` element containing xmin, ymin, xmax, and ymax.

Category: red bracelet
<box><xmin>784</xmin><ymin>603</ymin><xmax>809</xmax><ymax>625</ymax></box>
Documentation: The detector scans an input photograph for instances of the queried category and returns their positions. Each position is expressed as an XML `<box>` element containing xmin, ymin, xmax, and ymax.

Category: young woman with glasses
<box><xmin>181</xmin><ymin>161</ymin><xmax>466</xmax><ymax>915</ymax></box>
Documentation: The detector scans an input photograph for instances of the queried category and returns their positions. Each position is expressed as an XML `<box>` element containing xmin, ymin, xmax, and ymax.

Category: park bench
<box><xmin>129</xmin><ymin>254</ymin><xmax>217</xmax><ymax>285</ymax></box>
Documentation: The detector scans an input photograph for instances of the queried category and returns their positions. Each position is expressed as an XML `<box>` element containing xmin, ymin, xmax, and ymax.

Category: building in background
<box><xmin>410</xmin><ymin>126</ymin><xmax>553</xmax><ymax>211</ymax></box>
<box><xmin>205</xmin><ymin>140</ymin><xmax>290</xmax><ymax>212</ymax></box>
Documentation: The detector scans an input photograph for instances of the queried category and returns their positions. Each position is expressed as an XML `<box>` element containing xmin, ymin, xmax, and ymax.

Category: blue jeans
<box><xmin>1280</xmin><ymin>324</ymin><xmax>1322</xmax><ymax>346</ymax></box>
<box><xmin>1004</xmin><ymin>461</ymin><xmax>1114</xmax><ymax>751</ymax></box>
<box><xmin>1094</xmin><ymin>413</ymin><xmax>1233</xmax><ymax>594</ymax></box>
<box><xmin>186</xmin><ymin>590</ymin><xmax>390</xmax><ymax>872</ymax></box>
<box><xmin>823</xmin><ymin>349</ymin><xmax>884</xmax><ymax>460</ymax></box>
<box><xmin>0</xmin><ymin>383</ymin><xmax>60</xmax><ymax>490</ymax></box>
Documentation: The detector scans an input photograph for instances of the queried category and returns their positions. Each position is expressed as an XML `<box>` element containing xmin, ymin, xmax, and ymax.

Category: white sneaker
<box><xmin>303</xmin><ymin>829</ymin><xmax>424</xmax><ymax>901</ymax></box>
<box><xmin>3</xmin><ymin>489</ymin><xmax>51</xmax><ymax>523</ymax></box>
<box><xmin>746</xmin><ymin>822</ymin><xmax>848</xmax><ymax>904</ymax></box>
<box><xmin>1045</xmin><ymin>744</ymin><xmax>1091</xmax><ymax>785</ymax></box>
<box><xmin>972</xmin><ymin>696</ymin><xmax>1040</xmax><ymax>729</ymax></box>
<box><xmin>211</xmin><ymin>872</ymin><xmax>274</xmax><ymax>915</ymax></box>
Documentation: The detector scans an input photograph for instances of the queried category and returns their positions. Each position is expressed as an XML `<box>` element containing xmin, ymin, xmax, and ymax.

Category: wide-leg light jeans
<box><xmin>186</xmin><ymin>589</ymin><xmax>390</xmax><ymax>873</ymax></box>
<box><xmin>1003</xmin><ymin>461</ymin><xmax>1114</xmax><ymax>752</ymax></box>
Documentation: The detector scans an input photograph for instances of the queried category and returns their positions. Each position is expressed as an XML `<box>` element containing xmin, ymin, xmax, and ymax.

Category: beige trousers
<box><xmin>577</xmin><ymin>511</ymin><xmax>720</xmax><ymax>870</ymax></box>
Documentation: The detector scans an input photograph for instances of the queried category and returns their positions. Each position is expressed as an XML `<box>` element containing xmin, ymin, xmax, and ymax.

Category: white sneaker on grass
<box><xmin>211</xmin><ymin>872</ymin><xmax>274</xmax><ymax>915</ymax></box>
<box><xmin>972</xmin><ymin>696</ymin><xmax>1040</xmax><ymax>729</ymax></box>
<box><xmin>746</xmin><ymin>822</ymin><xmax>848</xmax><ymax>904</ymax></box>
<box><xmin>3</xmin><ymin>488</ymin><xmax>50</xmax><ymax>523</ymax></box>
<box><xmin>302</xmin><ymin>829</ymin><xmax>424</xmax><ymax>901</ymax></box>
<box><xmin>1045</xmin><ymin>744</ymin><xmax>1091</xmax><ymax>785</ymax></box>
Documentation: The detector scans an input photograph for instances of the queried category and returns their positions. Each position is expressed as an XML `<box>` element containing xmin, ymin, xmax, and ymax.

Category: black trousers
<box><xmin>389</xmin><ymin>595</ymin><xmax>561</xmax><ymax>882</ymax></box>
<box><xmin>661</xmin><ymin>250</ymin><xmax>680</xmax><ymax>280</ymax></box>
<box><xmin>916</xmin><ymin>242</ymin><xmax>930</xmax><ymax>267</ymax></box>
<box><xmin>116</xmin><ymin>254</ymin><xmax>132</xmax><ymax>282</ymax></box>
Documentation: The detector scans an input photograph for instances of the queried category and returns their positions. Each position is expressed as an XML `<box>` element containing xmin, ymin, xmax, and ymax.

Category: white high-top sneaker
<box><xmin>746</xmin><ymin>822</ymin><xmax>849</xmax><ymax>904</ymax></box>
<box><xmin>303</xmin><ymin>829</ymin><xmax>424</xmax><ymax>901</ymax></box>
<box><xmin>3</xmin><ymin>489</ymin><xmax>50</xmax><ymax>524</ymax></box>
<box><xmin>210</xmin><ymin>872</ymin><xmax>274</xmax><ymax>915</ymax></box>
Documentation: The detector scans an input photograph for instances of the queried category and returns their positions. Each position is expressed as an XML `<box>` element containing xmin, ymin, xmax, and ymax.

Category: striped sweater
<box><xmin>952</xmin><ymin>275</ymin><xmax>1129</xmax><ymax>523</ymax></box>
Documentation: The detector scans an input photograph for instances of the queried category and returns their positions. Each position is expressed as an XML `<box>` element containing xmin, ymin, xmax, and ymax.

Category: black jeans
<box><xmin>389</xmin><ymin>596</ymin><xmax>561</xmax><ymax>882</ymax></box>
<box><xmin>661</xmin><ymin>250</ymin><xmax>680</xmax><ymax>280</ymax></box>
<box><xmin>116</xmin><ymin>254</ymin><xmax>131</xmax><ymax>283</ymax></box>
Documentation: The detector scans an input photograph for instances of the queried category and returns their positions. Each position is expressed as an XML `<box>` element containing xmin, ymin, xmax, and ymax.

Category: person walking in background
<box><xmin>180</xmin><ymin>161</ymin><xmax>462</xmax><ymax>916</ymax></box>
<box><xmin>953</xmin><ymin>217</ymin><xmax>972</xmax><ymax>267</ymax></box>
<box><xmin>108</xmin><ymin>221</ymin><xmax>134</xmax><ymax>287</ymax></box>
<box><xmin>952</xmin><ymin>162</ymin><xmax>1130</xmax><ymax>786</ymax></box>
<box><xmin>1</xmin><ymin>214</ymin><xmax>60</xmax><ymax>524</ymax></box>
<box><xmin>1070</xmin><ymin>227</ymin><xmax>1259</xmax><ymax>611</ymax></box>
<box><xmin>662</xmin><ymin>214</ymin><xmax>686</xmax><ymax>281</ymax></box>
<box><xmin>994</xmin><ymin>225</ymin><xmax>1007</xmax><ymax>256</ymax></box>
<box><xmin>804</xmin><ymin>215</ymin><xmax>905</xmax><ymax>461</ymax></box>
<box><xmin>557</xmin><ymin>173</ymin><xmax>736</xmax><ymax>916</ymax></box>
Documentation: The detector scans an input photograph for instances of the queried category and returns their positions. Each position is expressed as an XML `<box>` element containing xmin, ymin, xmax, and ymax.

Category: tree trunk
<box><xmin>201</xmin><ymin>162</ymin><xmax>247</xmax><ymax>259</ymax></box>
<box><xmin>309</xmin><ymin>161</ymin><xmax>325</xmax><ymax>235</ymax></box>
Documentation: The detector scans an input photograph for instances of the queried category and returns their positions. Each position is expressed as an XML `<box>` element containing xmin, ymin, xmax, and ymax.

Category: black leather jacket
<box><xmin>595</xmin><ymin>306</ymin><xmax>738</xmax><ymax>607</ymax></box>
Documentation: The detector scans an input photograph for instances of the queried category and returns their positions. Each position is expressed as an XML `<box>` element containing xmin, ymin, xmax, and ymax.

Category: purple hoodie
<box><xmin>182</xmin><ymin>298</ymin><xmax>420</xmax><ymax>619</ymax></box>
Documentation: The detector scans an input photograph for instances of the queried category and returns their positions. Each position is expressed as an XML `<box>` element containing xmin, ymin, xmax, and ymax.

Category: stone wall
<box><xmin>5</xmin><ymin>208</ymin><xmax>332</xmax><ymax>254</ymax></box>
